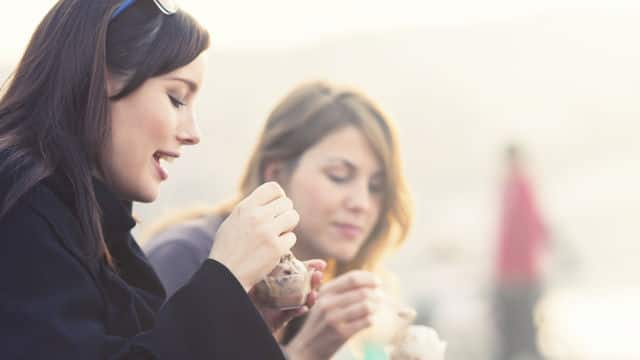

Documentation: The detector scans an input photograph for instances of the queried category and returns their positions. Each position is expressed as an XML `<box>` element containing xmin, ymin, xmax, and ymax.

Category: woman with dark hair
<box><xmin>0</xmin><ymin>1</ymin><xmax>322</xmax><ymax>358</ymax></box>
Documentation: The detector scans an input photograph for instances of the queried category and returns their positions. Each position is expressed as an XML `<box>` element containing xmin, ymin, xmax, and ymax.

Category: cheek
<box><xmin>104</xmin><ymin>98</ymin><xmax>173</xmax><ymax>185</ymax></box>
<box><xmin>370</xmin><ymin>199</ymin><xmax>383</xmax><ymax>220</ymax></box>
<box><xmin>113</xmin><ymin>107</ymin><xmax>173</xmax><ymax>157</ymax></box>
<box><xmin>290</xmin><ymin>175</ymin><xmax>338</xmax><ymax>223</ymax></box>
<box><xmin>135</xmin><ymin>104</ymin><xmax>174</xmax><ymax>142</ymax></box>
<box><xmin>365</xmin><ymin>202</ymin><xmax>383</xmax><ymax>238</ymax></box>
<box><xmin>113</xmin><ymin>88</ymin><xmax>175</xmax><ymax>137</ymax></box>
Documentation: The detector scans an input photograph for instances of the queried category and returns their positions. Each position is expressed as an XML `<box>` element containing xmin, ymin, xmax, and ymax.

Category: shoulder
<box><xmin>0</xmin><ymin>192</ymin><xmax>56</xmax><ymax>248</ymax></box>
<box><xmin>0</xmin><ymin>182</ymin><xmax>96</xmax><ymax>272</ymax></box>
<box><xmin>0</xmin><ymin>183</ymin><xmax>71</xmax><ymax>246</ymax></box>
<box><xmin>144</xmin><ymin>215</ymin><xmax>221</xmax><ymax>256</ymax></box>
<box><xmin>0</xmin><ymin>186</ymin><xmax>100</xmax><ymax>291</ymax></box>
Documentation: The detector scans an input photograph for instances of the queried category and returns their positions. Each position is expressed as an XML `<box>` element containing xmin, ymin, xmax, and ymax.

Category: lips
<box><xmin>153</xmin><ymin>151</ymin><xmax>179</xmax><ymax>181</ymax></box>
<box><xmin>333</xmin><ymin>222</ymin><xmax>364</xmax><ymax>239</ymax></box>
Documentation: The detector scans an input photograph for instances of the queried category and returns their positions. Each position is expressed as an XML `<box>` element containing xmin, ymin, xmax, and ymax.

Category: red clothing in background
<box><xmin>497</xmin><ymin>169</ymin><xmax>547</xmax><ymax>283</ymax></box>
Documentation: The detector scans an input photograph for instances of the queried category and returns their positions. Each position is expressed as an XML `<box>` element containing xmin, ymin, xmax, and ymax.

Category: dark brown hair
<box><xmin>0</xmin><ymin>0</ymin><xmax>210</xmax><ymax>265</ymax></box>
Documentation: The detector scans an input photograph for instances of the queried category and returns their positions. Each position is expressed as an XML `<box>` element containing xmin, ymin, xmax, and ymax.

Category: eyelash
<box><xmin>168</xmin><ymin>94</ymin><xmax>185</xmax><ymax>109</ymax></box>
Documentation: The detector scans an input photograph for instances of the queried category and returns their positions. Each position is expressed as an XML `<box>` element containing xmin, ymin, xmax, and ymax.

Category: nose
<box><xmin>177</xmin><ymin>112</ymin><xmax>200</xmax><ymax>146</ymax></box>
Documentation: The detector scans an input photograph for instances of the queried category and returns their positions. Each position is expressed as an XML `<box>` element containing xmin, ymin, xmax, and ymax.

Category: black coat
<box><xmin>0</xmin><ymin>171</ymin><xmax>285</xmax><ymax>359</ymax></box>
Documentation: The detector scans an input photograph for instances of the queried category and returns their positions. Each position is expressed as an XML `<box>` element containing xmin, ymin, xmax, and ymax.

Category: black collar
<box><xmin>43</xmin><ymin>171</ymin><xmax>136</xmax><ymax>242</ymax></box>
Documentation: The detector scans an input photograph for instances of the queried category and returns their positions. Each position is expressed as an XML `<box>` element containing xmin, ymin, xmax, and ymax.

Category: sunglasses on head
<box><xmin>111</xmin><ymin>0</ymin><xmax>178</xmax><ymax>19</ymax></box>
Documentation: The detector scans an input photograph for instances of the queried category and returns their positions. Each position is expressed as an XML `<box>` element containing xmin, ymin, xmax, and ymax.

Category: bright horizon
<box><xmin>2</xmin><ymin>0</ymin><xmax>640</xmax><ymax>64</ymax></box>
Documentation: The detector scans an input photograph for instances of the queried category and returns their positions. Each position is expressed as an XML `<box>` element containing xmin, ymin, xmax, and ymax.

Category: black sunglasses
<box><xmin>111</xmin><ymin>0</ymin><xmax>178</xmax><ymax>19</ymax></box>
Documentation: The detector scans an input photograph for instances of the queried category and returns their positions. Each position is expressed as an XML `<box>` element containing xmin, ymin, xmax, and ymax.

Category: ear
<box><xmin>263</xmin><ymin>160</ymin><xmax>287</xmax><ymax>183</ymax></box>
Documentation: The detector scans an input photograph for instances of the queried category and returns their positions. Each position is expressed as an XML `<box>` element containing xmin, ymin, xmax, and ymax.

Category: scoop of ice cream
<box><xmin>390</xmin><ymin>325</ymin><xmax>447</xmax><ymax>360</ymax></box>
<box><xmin>253</xmin><ymin>253</ymin><xmax>311</xmax><ymax>309</ymax></box>
<box><xmin>268</xmin><ymin>253</ymin><xmax>307</xmax><ymax>277</ymax></box>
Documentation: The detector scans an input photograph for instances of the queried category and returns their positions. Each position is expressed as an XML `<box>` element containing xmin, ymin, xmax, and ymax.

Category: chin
<box><xmin>137</xmin><ymin>190</ymin><xmax>159</xmax><ymax>203</ymax></box>
<box><xmin>329</xmin><ymin>246</ymin><xmax>361</xmax><ymax>262</ymax></box>
<box><xmin>128</xmin><ymin>184</ymin><xmax>159</xmax><ymax>203</ymax></box>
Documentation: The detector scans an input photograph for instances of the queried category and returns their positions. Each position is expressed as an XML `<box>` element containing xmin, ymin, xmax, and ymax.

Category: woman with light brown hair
<box><xmin>145</xmin><ymin>80</ymin><xmax>413</xmax><ymax>359</ymax></box>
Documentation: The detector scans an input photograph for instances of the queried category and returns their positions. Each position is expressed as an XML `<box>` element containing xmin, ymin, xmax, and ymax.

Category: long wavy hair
<box><xmin>0</xmin><ymin>0</ymin><xmax>210</xmax><ymax>266</ymax></box>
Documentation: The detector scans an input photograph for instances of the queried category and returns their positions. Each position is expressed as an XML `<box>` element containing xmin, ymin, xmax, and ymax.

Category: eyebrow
<box><xmin>167</xmin><ymin>77</ymin><xmax>199</xmax><ymax>93</ymax></box>
<box><xmin>325</xmin><ymin>157</ymin><xmax>383</xmax><ymax>176</ymax></box>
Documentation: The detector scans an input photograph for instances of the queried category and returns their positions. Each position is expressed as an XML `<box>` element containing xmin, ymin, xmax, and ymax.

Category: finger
<box><xmin>291</xmin><ymin>305</ymin><xmax>309</xmax><ymax>318</ymax></box>
<box><xmin>272</xmin><ymin>305</ymin><xmax>308</xmax><ymax>330</ymax></box>
<box><xmin>272</xmin><ymin>208</ymin><xmax>300</xmax><ymax>234</ymax></box>
<box><xmin>247</xmin><ymin>181</ymin><xmax>285</xmax><ymax>206</ymax></box>
<box><xmin>304</xmin><ymin>259</ymin><xmax>327</xmax><ymax>273</ymax></box>
<box><xmin>305</xmin><ymin>290</ymin><xmax>318</xmax><ymax>308</ymax></box>
<box><xmin>310</xmin><ymin>269</ymin><xmax>324</xmax><ymax>291</ymax></box>
<box><xmin>318</xmin><ymin>287</ymin><xmax>380</xmax><ymax>312</ymax></box>
<box><xmin>262</xmin><ymin>196</ymin><xmax>293</xmax><ymax>219</ymax></box>
<box><xmin>340</xmin><ymin>316</ymin><xmax>374</xmax><ymax>337</ymax></box>
<box><xmin>319</xmin><ymin>270</ymin><xmax>379</xmax><ymax>295</ymax></box>
<box><xmin>277</xmin><ymin>231</ymin><xmax>297</xmax><ymax>253</ymax></box>
<box><xmin>331</xmin><ymin>300</ymin><xmax>377</xmax><ymax>324</ymax></box>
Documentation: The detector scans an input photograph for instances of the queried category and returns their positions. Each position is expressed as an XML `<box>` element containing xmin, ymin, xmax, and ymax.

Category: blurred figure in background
<box><xmin>494</xmin><ymin>144</ymin><xmax>549</xmax><ymax>360</ymax></box>
<box><xmin>143</xmin><ymin>81</ymin><xmax>413</xmax><ymax>359</ymax></box>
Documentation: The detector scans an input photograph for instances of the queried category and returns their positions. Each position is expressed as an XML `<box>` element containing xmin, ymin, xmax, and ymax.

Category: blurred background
<box><xmin>2</xmin><ymin>1</ymin><xmax>638</xmax><ymax>359</ymax></box>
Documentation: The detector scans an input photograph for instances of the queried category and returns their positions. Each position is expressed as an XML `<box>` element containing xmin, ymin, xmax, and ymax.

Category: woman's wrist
<box><xmin>283</xmin><ymin>340</ymin><xmax>313</xmax><ymax>360</ymax></box>
<box><xmin>207</xmin><ymin>257</ymin><xmax>252</xmax><ymax>292</ymax></box>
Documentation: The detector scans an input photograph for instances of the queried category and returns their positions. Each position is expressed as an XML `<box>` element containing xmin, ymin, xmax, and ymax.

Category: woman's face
<box><xmin>102</xmin><ymin>52</ymin><xmax>207</xmax><ymax>202</ymax></box>
<box><xmin>285</xmin><ymin>125</ymin><xmax>385</xmax><ymax>262</ymax></box>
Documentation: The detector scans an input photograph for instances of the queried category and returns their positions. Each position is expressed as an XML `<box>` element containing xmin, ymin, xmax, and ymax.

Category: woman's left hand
<box><xmin>249</xmin><ymin>259</ymin><xmax>326</xmax><ymax>332</ymax></box>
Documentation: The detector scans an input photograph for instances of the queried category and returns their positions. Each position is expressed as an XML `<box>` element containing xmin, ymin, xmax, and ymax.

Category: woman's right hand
<box><xmin>284</xmin><ymin>270</ymin><xmax>382</xmax><ymax>360</ymax></box>
<box><xmin>209</xmin><ymin>182</ymin><xmax>299</xmax><ymax>291</ymax></box>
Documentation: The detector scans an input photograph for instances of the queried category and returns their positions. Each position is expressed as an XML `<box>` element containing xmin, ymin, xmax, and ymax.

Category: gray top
<box><xmin>144</xmin><ymin>216</ymin><xmax>222</xmax><ymax>297</ymax></box>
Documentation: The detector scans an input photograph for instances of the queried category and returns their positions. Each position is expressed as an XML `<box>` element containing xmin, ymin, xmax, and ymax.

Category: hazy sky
<box><xmin>2</xmin><ymin>0</ymin><xmax>640</xmax><ymax>62</ymax></box>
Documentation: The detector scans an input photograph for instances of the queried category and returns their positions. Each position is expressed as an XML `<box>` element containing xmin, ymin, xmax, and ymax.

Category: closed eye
<box><xmin>168</xmin><ymin>94</ymin><xmax>185</xmax><ymax>109</ymax></box>
<box><xmin>327</xmin><ymin>173</ymin><xmax>350</xmax><ymax>183</ymax></box>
